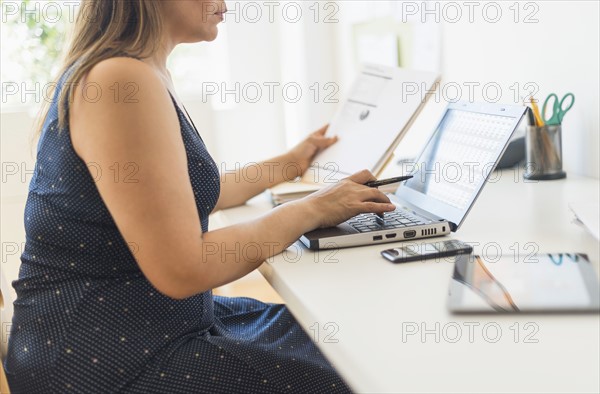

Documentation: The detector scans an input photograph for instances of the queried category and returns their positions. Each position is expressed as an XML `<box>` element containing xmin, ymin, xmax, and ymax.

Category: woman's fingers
<box><xmin>359</xmin><ymin>188</ymin><xmax>392</xmax><ymax>204</ymax></box>
<box><xmin>310</xmin><ymin>134</ymin><xmax>338</xmax><ymax>150</ymax></box>
<box><xmin>352</xmin><ymin>183</ymin><xmax>395</xmax><ymax>215</ymax></box>
<box><xmin>360</xmin><ymin>201</ymin><xmax>397</xmax><ymax>214</ymax></box>
<box><xmin>308</xmin><ymin>168</ymin><xmax>396</xmax><ymax>228</ymax></box>
<box><xmin>313</xmin><ymin>124</ymin><xmax>329</xmax><ymax>136</ymax></box>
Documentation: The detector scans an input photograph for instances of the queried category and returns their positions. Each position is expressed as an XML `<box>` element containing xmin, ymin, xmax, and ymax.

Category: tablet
<box><xmin>448</xmin><ymin>253</ymin><xmax>600</xmax><ymax>313</ymax></box>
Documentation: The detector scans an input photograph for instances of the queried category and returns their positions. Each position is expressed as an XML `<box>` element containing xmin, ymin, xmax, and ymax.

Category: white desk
<box><xmin>216</xmin><ymin>170</ymin><xmax>600</xmax><ymax>393</ymax></box>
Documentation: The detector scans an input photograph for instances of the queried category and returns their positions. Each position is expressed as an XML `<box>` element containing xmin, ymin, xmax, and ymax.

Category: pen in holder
<box><xmin>524</xmin><ymin>124</ymin><xmax>567</xmax><ymax>180</ymax></box>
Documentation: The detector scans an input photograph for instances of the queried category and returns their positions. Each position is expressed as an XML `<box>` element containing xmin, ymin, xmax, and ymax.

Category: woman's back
<box><xmin>5</xmin><ymin>61</ymin><xmax>221</xmax><ymax>392</ymax></box>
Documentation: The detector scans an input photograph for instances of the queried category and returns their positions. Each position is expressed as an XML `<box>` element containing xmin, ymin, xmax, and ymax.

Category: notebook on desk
<box><xmin>270</xmin><ymin>64</ymin><xmax>440</xmax><ymax>205</ymax></box>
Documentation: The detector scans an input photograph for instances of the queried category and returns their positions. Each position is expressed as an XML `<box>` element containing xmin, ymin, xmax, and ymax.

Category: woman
<box><xmin>4</xmin><ymin>1</ymin><xmax>395</xmax><ymax>392</ymax></box>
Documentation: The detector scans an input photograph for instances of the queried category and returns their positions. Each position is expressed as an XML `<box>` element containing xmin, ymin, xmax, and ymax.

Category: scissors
<box><xmin>542</xmin><ymin>92</ymin><xmax>575</xmax><ymax>125</ymax></box>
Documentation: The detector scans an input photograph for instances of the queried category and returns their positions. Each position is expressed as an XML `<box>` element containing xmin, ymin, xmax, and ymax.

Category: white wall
<box><xmin>324</xmin><ymin>0</ymin><xmax>599</xmax><ymax>178</ymax></box>
<box><xmin>204</xmin><ymin>15</ymin><xmax>287</xmax><ymax>166</ymax></box>
<box><xmin>440</xmin><ymin>0</ymin><xmax>599</xmax><ymax>178</ymax></box>
<box><xmin>178</xmin><ymin>7</ymin><xmax>300</xmax><ymax>167</ymax></box>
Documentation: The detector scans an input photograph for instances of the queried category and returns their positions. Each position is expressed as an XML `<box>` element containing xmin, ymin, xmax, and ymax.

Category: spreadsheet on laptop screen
<box><xmin>404</xmin><ymin>109</ymin><xmax>516</xmax><ymax>211</ymax></box>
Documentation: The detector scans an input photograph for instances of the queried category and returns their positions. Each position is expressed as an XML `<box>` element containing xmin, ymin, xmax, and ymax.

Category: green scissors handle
<box><xmin>542</xmin><ymin>92</ymin><xmax>575</xmax><ymax>125</ymax></box>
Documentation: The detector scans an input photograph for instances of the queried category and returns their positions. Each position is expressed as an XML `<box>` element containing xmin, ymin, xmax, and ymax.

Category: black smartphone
<box><xmin>381</xmin><ymin>239</ymin><xmax>473</xmax><ymax>264</ymax></box>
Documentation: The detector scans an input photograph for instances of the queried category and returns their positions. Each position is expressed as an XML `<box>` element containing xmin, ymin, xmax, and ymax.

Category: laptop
<box><xmin>300</xmin><ymin>101</ymin><xmax>527</xmax><ymax>250</ymax></box>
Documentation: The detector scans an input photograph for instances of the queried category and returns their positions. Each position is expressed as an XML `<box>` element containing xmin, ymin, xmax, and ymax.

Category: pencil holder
<box><xmin>523</xmin><ymin>125</ymin><xmax>566</xmax><ymax>180</ymax></box>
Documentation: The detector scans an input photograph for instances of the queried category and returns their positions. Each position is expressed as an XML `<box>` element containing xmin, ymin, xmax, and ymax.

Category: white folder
<box><xmin>271</xmin><ymin>63</ymin><xmax>440</xmax><ymax>205</ymax></box>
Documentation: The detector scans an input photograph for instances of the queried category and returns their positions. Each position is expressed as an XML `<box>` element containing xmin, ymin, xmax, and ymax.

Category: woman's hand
<box><xmin>301</xmin><ymin>170</ymin><xmax>397</xmax><ymax>229</ymax></box>
<box><xmin>287</xmin><ymin>125</ymin><xmax>337</xmax><ymax>178</ymax></box>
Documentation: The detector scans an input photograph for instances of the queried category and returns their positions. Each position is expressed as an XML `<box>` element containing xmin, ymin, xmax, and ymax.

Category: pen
<box><xmin>529</xmin><ymin>97</ymin><xmax>545</xmax><ymax>127</ymax></box>
<box><xmin>526</xmin><ymin>107</ymin><xmax>536</xmax><ymax>126</ymax></box>
<box><xmin>365</xmin><ymin>175</ymin><xmax>413</xmax><ymax>188</ymax></box>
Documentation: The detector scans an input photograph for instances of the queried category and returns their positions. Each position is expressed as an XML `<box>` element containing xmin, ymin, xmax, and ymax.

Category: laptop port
<box><xmin>373</xmin><ymin>235</ymin><xmax>383</xmax><ymax>241</ymax></box>
<box><xmin>403</xmin><ymin>230</ymin><xmax>416</xmax><ymax>238</ymax></box>
<box><xmin>385</xmin><ymin>233</ymin><xmax>397</xmax><ymax>239</ymax></box>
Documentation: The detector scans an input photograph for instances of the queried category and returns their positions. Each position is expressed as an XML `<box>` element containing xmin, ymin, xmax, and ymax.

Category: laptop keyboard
<box><xmin>346</xmin><ymin>210</ymin><xmax>429</xmax><ymax>233</ymax></box>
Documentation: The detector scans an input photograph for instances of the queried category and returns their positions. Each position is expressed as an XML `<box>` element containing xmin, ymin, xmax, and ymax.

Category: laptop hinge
<box><xmin>449</xmin><ymin>222</ymin><xmax>458</xmax><ymax>232</ymax></box>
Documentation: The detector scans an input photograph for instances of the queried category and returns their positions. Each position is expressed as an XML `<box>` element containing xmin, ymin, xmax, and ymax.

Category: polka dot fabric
<box><xmin>4</xmin><ymin>63</ymin><xmax>352</xmax><ymax>393</ymax></box>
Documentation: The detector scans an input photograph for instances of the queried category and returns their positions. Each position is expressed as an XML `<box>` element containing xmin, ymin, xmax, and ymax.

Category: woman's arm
<box><xmin>213</xmin><ymin>126</ymin><xmax>336</xmax><ymax>211</ymax></box>
<box><xmin>70</xmin><ymin>58</ymin><xmax>394</xmax><ymax>299</ymax></box>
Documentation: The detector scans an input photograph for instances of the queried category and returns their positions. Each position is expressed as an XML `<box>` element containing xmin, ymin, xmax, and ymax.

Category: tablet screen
<box><xmin>448</xmin><ymin>253</ymin><xmax>600</xmax><ymax>312</ymax></box>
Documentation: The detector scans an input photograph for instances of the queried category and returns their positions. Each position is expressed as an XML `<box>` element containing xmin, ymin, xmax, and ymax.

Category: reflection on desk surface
<box><xmin>451</xmin><ymin>253</ymin><xmax>600</xmax><ymax>312</ymax></box>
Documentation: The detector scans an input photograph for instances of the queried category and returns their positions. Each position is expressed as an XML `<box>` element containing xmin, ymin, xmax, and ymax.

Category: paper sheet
<box><xmin>306</xmin><ymin>63</ymin><xmax>439</xmax><ymax>179</ymax></box>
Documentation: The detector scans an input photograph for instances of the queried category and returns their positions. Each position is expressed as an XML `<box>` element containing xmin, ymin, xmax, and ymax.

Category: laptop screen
<box><xmin>396</xmin><ymin>102</ymin><xmax>526</xmax><ymax>229</ymax></box>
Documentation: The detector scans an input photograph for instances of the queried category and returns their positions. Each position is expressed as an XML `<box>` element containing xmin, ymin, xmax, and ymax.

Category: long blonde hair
<box><xmin>35</xmin><ymin>0</ymin><xmax>163</xmax><ymax>136</ymax></box>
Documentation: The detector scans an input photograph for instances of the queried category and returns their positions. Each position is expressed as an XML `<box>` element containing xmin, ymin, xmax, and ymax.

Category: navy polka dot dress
<box><xmin>4</xmin><ymin>63</ymin><xmax>352</xmax><ymax>393</ymax></box>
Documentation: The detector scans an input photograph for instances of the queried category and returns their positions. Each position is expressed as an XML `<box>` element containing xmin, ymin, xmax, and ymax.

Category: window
<box><xmin>1</xmin><ymin>0</ymin><xmax>226</xmax><ymax>111</ymax></box>
<box><xmin>1</xmin><ymin>0</ymin><xmax>71</xmax><ymax>110</ymax></box>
